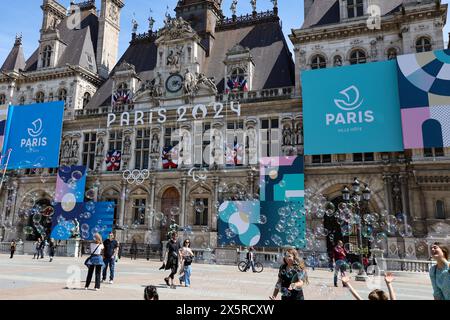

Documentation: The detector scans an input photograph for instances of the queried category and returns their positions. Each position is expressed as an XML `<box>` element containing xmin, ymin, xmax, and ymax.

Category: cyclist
<box><xmin>244</xmin><ymin>247</ymin><xmax>257</xmax><ymax>273</ymax></box>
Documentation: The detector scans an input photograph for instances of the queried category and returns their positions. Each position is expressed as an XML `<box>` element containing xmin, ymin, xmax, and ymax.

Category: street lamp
<box><xmin>341</xmin><ymin>178</ymin><xmax>371</xmax><ymax>282</ymax></box>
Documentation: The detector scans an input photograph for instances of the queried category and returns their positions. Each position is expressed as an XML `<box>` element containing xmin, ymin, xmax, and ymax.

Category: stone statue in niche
<box><xmin>154</xmin><ymin>72</ymin><xmax>164</xmax><ymax>97</ymax></box>
<box><xmin>282</xmin><ymin>126</ymin><xmax>292</xmax><ymax>146</ymax></box>
<box><xmin>184</xmin><ymin>69</ymin><xmax>196</xmax><ymax>95</ymax></box>
<box><xmin>124</xmin><ymin>136</ymin><xmax>132</xmax><ymax>155</ymax></box>
<box><xmin>71</xmin><ymin>140</ymin><xmax>79</xmax><ymax>158</ymax></box>
<box><xmin>96</xmin><ymin>138</ymin><xmax>105</xmax><ymax>156</ymax></box>
<box><xmin>167</xmin><ymin>46</ymin><xmax>183</xmax><ymax>66</ymax></box>
<box><xmin>333</xmin><ymin>56</ymin><xmax>342</xmax><ymax>66</ymax></box>
<box><xmin>151</xmin><ymin>133</ymin><xmax>160</xmax><ymax>153</ymax></box>
<box><xmin>63</xmin><ymin>140</ymin><xmax>71</xmax><ymax>158</ymax></box>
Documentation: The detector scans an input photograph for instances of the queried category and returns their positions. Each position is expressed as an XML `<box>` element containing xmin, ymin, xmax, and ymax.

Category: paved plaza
<box><xmin>0</xmin><ymin>254</ymin><xmax>434</xmax><ymax>300</ymax></box>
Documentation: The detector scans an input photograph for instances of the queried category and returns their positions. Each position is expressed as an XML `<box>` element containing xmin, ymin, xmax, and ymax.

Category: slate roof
<box><xmin>302</xmin><ymin>0</ymin><xmax>418</xmax><ymax>29</ymax></box>
<box><xmin>23</xmin><ymin>12</ymin><xmax>99</xmax><ymax>72</ymax></box>
<box><xmin>1</xmin><ymin>39</ymin><xmax>26</xmax><ymax>72</ymax></box>
<box><xmin>86</xmin><ymin>15</ymin><xmax>295</xmax><ymax>109</ymax></box>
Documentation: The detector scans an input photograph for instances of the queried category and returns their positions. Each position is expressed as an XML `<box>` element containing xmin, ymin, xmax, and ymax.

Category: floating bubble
<box><xmin>278</xmin><ymin>207</ymin><xmax>288</xmax><ymax>218</ymax></box>
<box><xmin>60</xmin><ymin>165</ymin><xmax>71</xmax><ymax>173</ymax></box>
<box><xmin>81</xmin><ymin>224</ymin><xmax>89</xmax><ymax>232</ymax></box>
<box><xmin>41</xmin><ymin>206</ymin><xmax>54</xmax><ymax>217</ymax></box>
<box><xmin>155</xmin><ymin>212</ymin><xmax>164</xmax><ymax>221</ymax></box>
<box><xmin>86</xmin><ymin>201</ymin><xmax>95</xmax><ymax>211</ymax></box>
<box><xmin>195</xmin><ymin>201</ymin><xmax>205</xmax><ymax>213</ymax></box>
<box><xmin>32</xmin><ymin>213</ymin><xmax>42</xmax><ymax>224</ymax></box>
<box><xmin>351</xmin><ymin>262</ymin><xmax>363</xmax><ymax>271</ymax></box>
<box><xmin>271</xmin><ymin>234</ymin><xmax>283</xmax><ymax>246</ymax></box>
<box><xmin>170</xmin><ymin>207</ymin><xmax>180</xmax><ymax>216</ymax></box>
<box><xmin>71</xmin><ymin>170</ymin><xmax>83</xmax><ymax>181</ymax></box>
<box><xmin>23</xmin><ymin>226</ymin><xmax>34</xmax><ymax>235</ymax></box>
<box><xmin>361</xmin><ymin>225</ymin><xmax>373</xmax><ymax>238</ymax></box>
<box><xmin>275</xmin><ymin>223</ymin><xmax>286</xmax><ymax>233</ymax></box>
<box><xmin>85</xmin><ymin>189</ymin><xmax>96</xmax><ymax>200</ymax></box>
<box><xmin>225</xmin><ymin>228</ymin><xmax>236</xmax><ymax>239</ymax></box>
<box><xmin>398</xmin><ymin>224</ymin><xmax>413</xmax><ymax>238</ymax></box>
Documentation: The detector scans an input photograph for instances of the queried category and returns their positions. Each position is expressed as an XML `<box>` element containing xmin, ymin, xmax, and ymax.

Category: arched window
<box><xmin>83</xmin><ymin>92</ymin><xmax>91</xmax><ymax>108</ymax></box>
<box><xmin>36</xmin><ymin>92</ymin><xmax>45</xmax><ymax>103</ymax></box>
<box><xmin>0</xmin><ymin>94</ymin><xmax>6</xmax><ymax>105</ymax></box>
<box><xmin>311</xmin><ymin>55</ymin><xmax>327</xmax><ymax>69</ymax></box>
<box><xmin>118</xmin><ymin>82</ymin><xmax>128</xmax><ymax>91</ymax></box>
<box><xmin>42</xmin><ymin>45</ymin><xmax>52</xmax><ymax>68</ymax></box>
<box><xmin>436</xmin><ymin>200</ymin><xmax>446</xmax><ymax>219</ymax></box>
<box><xmin>350</xmin><ymin>49</ymin><xmax>367</xmax><ymax>65</ymax></box>
<box><xmin>58</xmin><ymin>88</ymin><xmax>67</xmax><ymax>102</ymax></box>
<box><xmin>347</xmin><ymin>0</ymin><xmax>364</xmax><ymax>18</ymax></box>
<box><xmin>387</xmin><ymin>48</ymin><xmax>398</xmax><ymax>60</ymax></box>
<box><xmin>416</xmin><ymin>37</ymin><xmax>432</xmax><ymax>53</ymax></box>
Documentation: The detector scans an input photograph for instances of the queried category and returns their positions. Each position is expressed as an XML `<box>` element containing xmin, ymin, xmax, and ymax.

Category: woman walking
<box><xmin>179</xmin><ymin>239</ymin><xmax>194</xmax><ymax>287</ymax></box>
<box><xmin>10</xmin><ymin>240</ymin><xmax>16</xmax><ymax>259</ymax></box>
<box><xmin>270</xmin><ymin>249</ymin><xmax>308</xmax><ymax>300</ymax></box>
<box><xmin>48</xmin><ymin>239</ymin><xmax>56</xmax><ymax>262</ymax></box>
<box><xmin>429</xmin><ymin>242</ymin><xmax>450</xmax><ymax>300</ymax></box>
<box><xmin>33</xmin><ymin>238</ymin><xmax>42</xmax><ymax>259</ymax></box>
<box><xmin>84</xmin><ymin>233</ymin><xmax>105</xmax><ymax>291</ymax></box>
<box><xmin>163</xmin><ymin>232</ymin><xmax>180</xmax><ymax>289</ymax></box>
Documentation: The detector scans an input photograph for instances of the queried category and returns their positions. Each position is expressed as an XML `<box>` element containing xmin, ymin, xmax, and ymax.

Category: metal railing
<box><xmin>0</xmin><ymin>242</ymin><xmax>69</xmax><ymax>257</ymax></box>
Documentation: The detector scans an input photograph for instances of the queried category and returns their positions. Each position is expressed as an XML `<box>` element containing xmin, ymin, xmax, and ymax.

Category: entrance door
<box><xmin>160</xmin><ymin>187</ymin><xmax>180</xmax><ymax>241</ymax></box>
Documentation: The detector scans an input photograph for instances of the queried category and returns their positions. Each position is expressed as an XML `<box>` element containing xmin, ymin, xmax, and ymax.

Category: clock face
<box><xmin>166</xmin><ymin>74</ymin><xmax>183</xmax><ymax>93</ymax></box>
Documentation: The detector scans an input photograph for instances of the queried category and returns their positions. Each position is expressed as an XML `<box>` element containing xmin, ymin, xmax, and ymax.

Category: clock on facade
<box><xmin>165</xmin><ymin>74</ymin><xmax>184</xmax><ymax>93</ymax></box>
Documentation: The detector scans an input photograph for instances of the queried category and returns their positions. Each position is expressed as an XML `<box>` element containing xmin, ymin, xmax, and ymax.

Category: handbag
<box><xmin>184</xmin><ymin>255</ymin><xmax>193</xmax><ymax>266</ymax></box>
<box><xmin>84</xmin><ymin>244</ymin><xmax>101</xmax><ymax>267</ymax></box>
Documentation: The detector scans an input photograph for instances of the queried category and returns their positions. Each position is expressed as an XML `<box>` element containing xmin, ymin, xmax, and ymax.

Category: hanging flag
<box><xmin>162</xmin><ymin>146</ymin><xmax>178</xmax><ymax>169</ymax></box>
<box><xmin>226</xmin><ymin>137</ymin><xmax>243</xmax><ymax>166</ymax></box>
<box><xmin>112</xmin><ymin>89</ymin><xmax>132</xmax><ymax>107</ymax></box>
<box><xmin>226</xmin><ymin>76</ymin><xmax>249</xmax><ymax>93</ymax></box>
<box><xmin>106</xmin><ymin>150</ymin><xmax>122</xmax><ymax>171</ymax></box>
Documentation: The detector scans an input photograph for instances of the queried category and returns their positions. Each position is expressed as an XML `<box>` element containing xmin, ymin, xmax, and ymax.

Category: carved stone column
<box><xmin>382</xmin><ymin>174</ymin><xmax>393</xmax><ymax>214</ymax></box>
<box><xmin>119</xmin><ymin>180</ymin><xmax>127</xmax><ymax>227</ymax></box>
<box><xmin>212</xmin><ymin>176</ymin><xmax>219</xmax><ymax>232</ymax></box>
<box><xmin>180</xmin><ymin>177</ymin><xmax>187</xmax><ymax>227</ymax></box>
<box><xmin>149</xmin><ymin>175</ymin><xmax>156</xmax><ymax>230</ymax></box>
<box><xmin>399</xmin><ymin>174</ymin><xmax>410</xmax><ymax>218</ymax></box>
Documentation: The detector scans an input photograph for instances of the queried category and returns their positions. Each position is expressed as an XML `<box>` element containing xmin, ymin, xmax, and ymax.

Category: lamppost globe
<box><xmin>342</xmin><ymin>186</ymin><xmax>350</xmax><ymax>201</ymax></box>
<box><xmin>352</xmin><ymin>177</ymin><xmax>361</xmax><ymax>192</ymax></box>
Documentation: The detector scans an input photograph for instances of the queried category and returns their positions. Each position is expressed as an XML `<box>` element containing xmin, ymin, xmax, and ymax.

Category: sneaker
<box><xmin>171</xmin><ymin>285</ymin><xmax>177</xmax><ymax>289</ymax></box>
<box><xmin>108</xmin><ymin>280</ymin><xmax>113</xmax><ymax>284</ymax></box>
<box><xmin>84</xmin><ymin>287</ymin><xmax>88</xmax><ymax>290</ymax></box>
<box><xmin>95</xmin><ymin>288</ymin><xmax>100</xmax><ymax>291</ymax></box>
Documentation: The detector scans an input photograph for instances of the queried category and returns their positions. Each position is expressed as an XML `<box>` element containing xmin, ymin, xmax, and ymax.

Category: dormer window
<box><xmin>83</xmin><ymin>92</ymin><xmax>91</xmax><ymax>108</ymax></box>
<box><xmin>350</xmin><ymin>49</ymin><xmax>367</xmax><ymax>65</ymax></box>
<box><xmin>416</xmin><ymin>37</ymin><xmax>432</xmax><ymax>53</ymax></box>
<box><xmin>58</xmin><ymin>88</ymin><xmax>67</xmax><ymax>102</ymax></box>
<box><xmin>36</xmin><ymin>92</ymin><xmax>45</xmax><ymax>103</ymax></box>
<box><xmin>226</xmin><ymin>68</ymin><xmax>248</xmax><ymax>93</ymax></box>
<box><xmin>42</xmin><ymin>45</ymin><xmax>52</xmax><ymax>68</ymax></box>
<box><xmin>347</xmin><ymin>0</ymin><xmax>364</xmax><ymax>18</ymax></box>
<box><xmin>311</xmin><ymin>55</ymin><xmax>327</xmax><ymax>69</ymax></box>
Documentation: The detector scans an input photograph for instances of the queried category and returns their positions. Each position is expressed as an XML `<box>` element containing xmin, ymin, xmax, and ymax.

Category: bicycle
<box><xmin>238</xmin><ymin>260</ymin><xmax>264</xmax><ymax>273</ymax></box>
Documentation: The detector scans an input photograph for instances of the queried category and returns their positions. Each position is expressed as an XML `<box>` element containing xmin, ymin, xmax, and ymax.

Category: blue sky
<box><xmin>0</xmin><ymin>0</ymin><xmax>449</xmax><ymax>64</ymax></box>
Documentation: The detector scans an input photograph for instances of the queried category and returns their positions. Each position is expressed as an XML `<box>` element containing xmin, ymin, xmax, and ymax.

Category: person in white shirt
<box><xmin>84</xmin><ymin>233</ymin><xmax>105</xmax><ymax>291</ymax></box>
<box><xmin>178</xmin><ymin>239</ymin><xmax>194</xmax><ymax>287</ymax></box>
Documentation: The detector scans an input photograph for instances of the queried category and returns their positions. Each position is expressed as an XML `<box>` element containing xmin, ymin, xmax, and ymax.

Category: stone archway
<box><xmin>160</xmin><ymin>187</ymin><xmax>180</xmax><ymax>241</ymax></box>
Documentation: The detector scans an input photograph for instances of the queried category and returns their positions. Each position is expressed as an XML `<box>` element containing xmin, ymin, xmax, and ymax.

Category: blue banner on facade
<box><xmin>50</xmin><ymin>202</ymin><xmax>115</xmax><ymax>241</ymax></box>
<box><xmin>302</xmin><ymin>60</ymin><xmax>404</xmax><ymax>155</ymax></box>
<box><xmin>2</xmin><ymin>101</ymin><xmax>64</xmax><ymax>169</ymax></box>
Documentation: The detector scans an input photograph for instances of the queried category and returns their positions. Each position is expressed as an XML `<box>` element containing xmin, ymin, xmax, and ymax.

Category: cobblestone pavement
<box><xmin>0</xmin><ymin>254</ymin><xmax>434</xmax><ymax>300</ymax></box>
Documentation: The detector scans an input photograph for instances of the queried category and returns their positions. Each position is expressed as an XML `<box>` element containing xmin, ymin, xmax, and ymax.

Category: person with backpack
<box><xmin>179</xmin><ymin>239</ymin><xmax>194</xmax><ymax>287</ymax></box>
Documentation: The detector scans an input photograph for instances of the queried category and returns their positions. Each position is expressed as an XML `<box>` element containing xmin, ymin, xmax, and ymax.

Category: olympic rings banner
<box><xmin>122</xmin><ymin>169</ymin><xmax>150</xmax><ymax>185</ymax></box>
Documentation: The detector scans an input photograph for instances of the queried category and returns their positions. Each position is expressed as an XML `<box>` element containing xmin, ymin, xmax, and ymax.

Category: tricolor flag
<box><xmin>162</xmin><ymin>146</ymin><xmax>178</xmax><ymax>169</ymax></box>
<box><xmin>106</xmin><ymin>150</ymin><xmax>122</xmax><ymax>171</ymax></box>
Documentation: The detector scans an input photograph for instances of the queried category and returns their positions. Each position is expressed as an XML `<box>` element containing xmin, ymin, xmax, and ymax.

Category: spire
<box><xmin>1</xmin><ymin>34</ymin><xmax>26</xmax><ymax>73</ymax></box>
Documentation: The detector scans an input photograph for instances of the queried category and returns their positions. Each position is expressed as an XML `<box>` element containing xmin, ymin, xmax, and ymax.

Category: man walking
<box><xmin>333</xmin><ymin>240</ymin><xmax>347</xmax><ymax>287</ymax></box>
<box><xmin>33</xmin><ymin>238</ymin><xmax>42</xmax><ymax>259</ymax></box>
<box><xmin>102</xmin><ymin>232</ymin><xmax>119</xmax><ymax>284</ymax></box>
<box><xmin>245</xmin><ymin>247</ymin><xmax>257</xmax><ymax>272</ymax></box>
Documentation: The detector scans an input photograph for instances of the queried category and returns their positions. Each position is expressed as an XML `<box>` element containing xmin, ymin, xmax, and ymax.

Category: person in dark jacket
<box><xmin>10</xmin><ymin>240</ymin><xmax>16</xmax><ymax>259</ymax></box>
<box><xmin>131</xmin><ymin>239</ymin><xmax>138</xmax><ymax>260</ymax></box>
<box><xmin>49</xmin><ymin>239</ymin><xmax>56</xmax><ymax>262</ymax></box>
